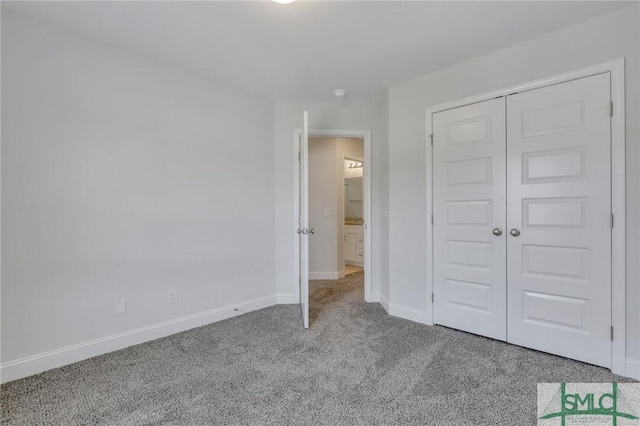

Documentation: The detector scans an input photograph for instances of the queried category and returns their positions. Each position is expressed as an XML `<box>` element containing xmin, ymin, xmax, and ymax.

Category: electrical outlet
<box><xmin>168</xmin><ymin>288</ymin><xmax>178</xmax><ymax>304</ymax></box>
<box><xmin>114</xmin><ymin>298</ymin><xmax>127</xmax><ymax>316</ymax></box>
<box><xmin>323</xmin><ymin>208</ymin><xmax>330</xmax><ymax>217</ymax></box>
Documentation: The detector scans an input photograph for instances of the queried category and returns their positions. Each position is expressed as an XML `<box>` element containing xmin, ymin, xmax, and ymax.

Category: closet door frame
<box><xmin>425</xmin><ymin>59</ymin><xmax>626</xmax><ymax>376</ymax></box>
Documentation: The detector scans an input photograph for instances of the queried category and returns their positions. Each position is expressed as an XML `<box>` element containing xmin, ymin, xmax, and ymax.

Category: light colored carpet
<box><xmin>1</xmin><ymin>271</ymin><xmax>635</xmax><ymax>425</ymax></box>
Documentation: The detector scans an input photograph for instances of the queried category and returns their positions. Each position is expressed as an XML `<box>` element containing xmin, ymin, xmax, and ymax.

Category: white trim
<box><xmin>370</xmin><ymin>291</ymin><xmax>380</xmax><ymax>303</ymax></box>
<box><xmin>0</xmin><ymin>295</ymin><xmax>277</xmax><ymax>384</ymax></box>
<box><xmin>626</xmin><ymin>358</ymin><xmax>640</xmax><ymax>380</ymax></box>
<box><xmin>379</xmin><ymin>293</ymin><xmax>390</xmax><ymax>313</ymax></box>
<box><xmin>426</xmin><ymin>60</ymin><xmax>625</xmax><ymax>114</ymax></box>
<box><xmin>425</xmin><ymin>59</ymin><xmax>626</xmax><ymax>376</ymax></box>
<box><xmin>609</xmin><ymin>59</ymin><xmax>626</xmax><ymax>376</ymax></box>
<box><xmin>425</xmin><ymin>119</ymin><xmax>434</xmax><ymax>327</ymax></box>
<box><xmin>388</xmin><ymin>303</ymin><xmax>429</xmax><ymax>325</ymax></box>
<box><xmin>292</xmin><ymin>129</ymin><xmax>373</xmax><ymax>305</ymax></box>
<box><xmin>309</xmin><ymin>271</ymin><xmax>344</xmax><ymax>280</ymax></box>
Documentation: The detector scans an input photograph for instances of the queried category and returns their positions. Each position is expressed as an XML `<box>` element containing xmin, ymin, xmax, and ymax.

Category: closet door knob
<box><xmin>492</xmin><ymin>228</ymin><xmax>503</xmax><ymax>236</ymax></box>
<box><xmin>510</xmin><ymin>228</ymin><xmax>521</xmax><ymax>237</ymax></box>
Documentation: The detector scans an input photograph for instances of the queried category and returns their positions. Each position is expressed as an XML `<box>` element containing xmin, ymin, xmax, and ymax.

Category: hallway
<box><xmin>309</xmin><ymin>271</ymin><xmax>364</xmax><ymax>325</ymax></box>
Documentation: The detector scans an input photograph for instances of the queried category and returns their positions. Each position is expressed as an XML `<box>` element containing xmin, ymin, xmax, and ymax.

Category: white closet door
<box><xmin>433</xmin><ymin>98</ymin><xmax>507</xmax><ymax>341</ymax></box>
<box><xmin>506</xmin><ymin>74</ymin><xmax>611</xmax><ymax>367</ymax></box>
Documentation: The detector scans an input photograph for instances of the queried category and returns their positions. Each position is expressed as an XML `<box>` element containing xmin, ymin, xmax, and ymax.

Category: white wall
<box><xmin>340</xmin><ymin>137</ymin><xmax>365</xmax><ymax>164</ymax></box>
<box><xmin>388</xmin><ymin>5</ymin><xmax>640</xmax><ymax>363</ymax></box>
<box><xmin>308</xmin><ymin>137</ymin><xmax>340</xmax><ymax>278</ymax></box>
<box><xmin>1</xmin><ymin>10</ymin><xmax>276</xmax><ymax>378</ymax></box>
<box><xmin>274</xmin><ymin>101</ymin><xmax>389</xmax><ymax>303</ymax></box>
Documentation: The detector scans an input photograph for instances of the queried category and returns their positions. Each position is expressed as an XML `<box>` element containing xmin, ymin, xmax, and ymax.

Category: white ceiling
<box><xmin>3</xmin><ymin>1</ymin><xmax>631</xmax><ymax>102</ymax></box>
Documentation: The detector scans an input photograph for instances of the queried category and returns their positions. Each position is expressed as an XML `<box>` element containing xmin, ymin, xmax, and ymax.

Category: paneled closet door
<box><xmin>433</xmin><ymin>98</ymin><xmax>507</xmax><ymax>341</ymax></box>
<box><xmin>506</xmin><ymin>74</ymin><xmax>612</xmax><ymax>367</ymax></box>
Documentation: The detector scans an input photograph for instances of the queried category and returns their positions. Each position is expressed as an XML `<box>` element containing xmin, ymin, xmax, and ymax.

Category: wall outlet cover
<box><xmin>114</xmin><ymin>298</ymin><xmax>127</xmax><ymax>316</ymax></box>
<box><xmin>168</xmin><ymin>288</ymin><xmax>178</xmax><ymax>304</ymax></box>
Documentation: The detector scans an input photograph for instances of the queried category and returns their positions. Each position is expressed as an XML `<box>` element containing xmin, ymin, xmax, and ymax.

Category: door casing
<box><xmin>425</xmin><ymin>59</ymin><xmax>626</xmax><ymax>376</ymax></box>
<box><xmin>293</xmin><ymin>129</ymin><xmax>374</xmax><ymax>304</ymax></box>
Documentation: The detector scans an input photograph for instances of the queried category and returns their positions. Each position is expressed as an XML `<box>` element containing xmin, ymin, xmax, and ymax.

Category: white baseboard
<box><xmin>276</xmin><ymin>293</ymin><xmax>298</xmax><ymax>304</ymax></box>
<box><xmin>368</xmin><ymin>291</ymin><xmax>380</xmax><ymax>304</ymax></box>
<box><xmin>309</xmin><ymin>271</ymin><xmax>343</xmax><ymax>280</ymax></box>
<box><xmin>5</xmin><ymin>290</ymin><xmax>630</xmax><ymax>384</ymax></box>
<box><xmin>626</xmin><ymin>357</ymin><xmax>640</xmax><ymax>380</ymax></box>
<box><xmin>388</xmin><ymin>303</ymin><xmax>432</xmax><ymax>325</ymax></box>
<box><xmin>379</xmin><ymin>293</ymin><xmax>390</xmax><ymax>313</ymax></box>
<box><xmin>0</xmin><ymin>295</ymin><xmax>277</xmax><ymax>384</ymax></box>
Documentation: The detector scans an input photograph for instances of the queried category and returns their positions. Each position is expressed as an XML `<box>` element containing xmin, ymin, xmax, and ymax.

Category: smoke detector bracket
<box><xmin>333</xmin><ymin>89</ymin><xmax>347</xmax><ymax>100</ymax></box>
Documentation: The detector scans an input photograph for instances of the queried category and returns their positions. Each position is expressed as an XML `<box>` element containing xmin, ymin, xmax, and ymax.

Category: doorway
<box><xmin>343</xmin><ymin>155</ymin><xmax>365</xmax><ymax>277</ymax></box>
<box><xmin>306</xmin><ymin>137</ymin><xmax>365</xmax><ymax>281</ymax></box>
<box><xmin>294</xmin><ymin>128</ymin><xmax>373</xmax><ymax>329</ymax></box>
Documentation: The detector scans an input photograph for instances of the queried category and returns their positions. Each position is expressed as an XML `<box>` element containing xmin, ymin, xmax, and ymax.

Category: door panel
<box><xmin>433</xmin><ymin>98</ymin><xmax>507</xmax><ymax>341</ymax></box>
<box><xmin>298</xmin><ymin>111</ymin><xmax>309</xmax><ymax>329</ymax></box>
<box><xmin>506</xmin><ymin>74</ymin><xmax>611</xmax><ymax>367</ymax></box>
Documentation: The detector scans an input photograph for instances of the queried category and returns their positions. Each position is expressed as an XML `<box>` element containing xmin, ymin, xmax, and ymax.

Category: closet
<box><xmin>432</xmin><ymin>73</ymin><xmax>612</xmax><ymax>367</ymax></box>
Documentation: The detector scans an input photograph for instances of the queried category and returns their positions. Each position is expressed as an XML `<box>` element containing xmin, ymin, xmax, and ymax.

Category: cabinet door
<box><xmin>344</xmin><ymin>233</ymin><xmax>356</xmax><ymax>262</ymax></box>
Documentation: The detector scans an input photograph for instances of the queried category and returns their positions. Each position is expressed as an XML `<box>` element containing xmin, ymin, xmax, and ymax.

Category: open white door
<box><xmin>298</xmin><ymin>111</ymin><xmax>310</xmax><ymax>328</ymax></box>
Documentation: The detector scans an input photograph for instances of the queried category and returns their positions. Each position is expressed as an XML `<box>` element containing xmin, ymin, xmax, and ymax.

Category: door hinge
<box><xmin>429</xmin><ymin>135</ymin><xmax>433</xmax><ymax>146</ymax></box>
<box><xmin>431</xmin><ymin>292</ymin><xmax>434</xmax><ymax>303</ymax></box>
<box><xmin>611</xmin><ymin>213</ymin><xmax>614</xmax><ymax>229</ymax></box>
<box><xmin>611</xmin><ymin>326</ymin><xmax>614</xmax><ymax>341</ymax></box>
<box><xmin>609</xmin><ymin>101</ymin><xmax>614</xmax><ymax>117</ymax></box>
<box><xmin>431</xmin><ymin>214</ymin><xmax>434</xmax><ymax>225</ymax></box>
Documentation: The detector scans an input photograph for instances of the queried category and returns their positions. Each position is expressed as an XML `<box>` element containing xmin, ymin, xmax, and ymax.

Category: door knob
<box><xmin>510</xmin><ymin>228</ymin><xmax>521</xmax><ymax>237</ymax></box>
<box><xmin>492</xmin><ymin>228</ymin><xmax>503</xmax><ymax>236</ymax></box>
<box><xmin>309</xmin><ymin>228</ymin><xmax>315</xmax><ymax>235</ymax></box>
<box><xmin>297</xmin><ymin>228</ymin><xmax>302</xmax><ymax>235</ymax></box>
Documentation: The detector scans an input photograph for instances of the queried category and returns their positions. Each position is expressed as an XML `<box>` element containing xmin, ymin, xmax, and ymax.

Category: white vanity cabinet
<box><xmin>344</xmin><ymin>225</ymin><xmax>364</xmax><ymax>266</ymax></box>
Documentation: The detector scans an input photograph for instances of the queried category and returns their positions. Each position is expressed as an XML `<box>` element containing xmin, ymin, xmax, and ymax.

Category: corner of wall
<box><xmin>387</xmin><ymin>303</ymin><xmax>432</xmax><ymax>326</ymax></box>
<box><xmin>625</xmin><ymin>358</ymin><xmax>640</xmax><ymax>380</ymax></box>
